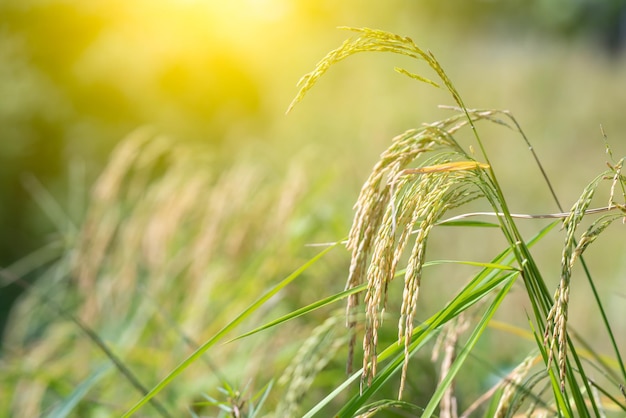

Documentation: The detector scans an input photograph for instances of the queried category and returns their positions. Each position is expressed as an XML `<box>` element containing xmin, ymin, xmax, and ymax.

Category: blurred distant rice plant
<box><xmin>0</xmin><ymin>127</ymin><xmax>341</xmax><ymax>416</ymax></box>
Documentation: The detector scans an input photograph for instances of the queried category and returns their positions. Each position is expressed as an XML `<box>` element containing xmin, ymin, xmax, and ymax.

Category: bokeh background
<box><xmin>1</xmin><ymin>0</ymin><xmax>626</xmax><ymax>415</ymax></box>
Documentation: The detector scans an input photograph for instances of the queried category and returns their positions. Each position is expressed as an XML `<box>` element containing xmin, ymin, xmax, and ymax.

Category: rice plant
<box><xmin>1</xmin><ymin>27</ymin><xmax>625</xmax><ymax>418</ymax></box>
<box><xmin>286</xmin><ymin>27</ymin><xmax>626</xmax><ymax>417</ymax></box>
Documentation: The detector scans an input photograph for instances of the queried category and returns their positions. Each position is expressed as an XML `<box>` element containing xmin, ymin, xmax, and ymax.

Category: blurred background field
<box><xmin>1</xmin><ymin>0</ymin><xmax>626</xmax><ymax>416</ymax></box>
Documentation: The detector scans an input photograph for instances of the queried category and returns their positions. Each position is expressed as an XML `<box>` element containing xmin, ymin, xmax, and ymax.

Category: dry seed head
<box><xmin>543</xmin><ymin>169</ymin><xmax>618</xmax><ymax>392</ymax></box>
<box><xmin>397</xmin><ymin>182</ymin><xmax>451</xmax><ymax>396</ymax></box>
<box><xmin>433</xmin><ymin>315</ymin><xmax>469</xmax><ymax>418</ymax></box>
<box><xmin>494</xmin><ymin>355</ymin><xmax>536</xmax><ymax>418</ymax></box>
<box><xmin>285</xmin><ymin>26</ymin><xmax>499</xmax><ymax>397</ymax></box>
<box><xmin>345</xmin><ymin>130</ymin><xmax>447</xmax><ymax>333</ymax></box>
<box><xmin>277</xmin><ymin>312</ymin><xmax>346</xmax><ymax>418</ymax></box>
<box><xmin>287</xmin><ymin>28</ymin><xmax>430</xmax><ymax>114</ymax></box>
<box><xmin>346</xmin><ymin>136</ymin><xmax>489</xmax><ymax>392</ymax></box>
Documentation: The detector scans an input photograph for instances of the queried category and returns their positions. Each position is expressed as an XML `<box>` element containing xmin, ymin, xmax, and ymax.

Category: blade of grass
<box><xmin>436</xmin><ymin>219</ymin><xmax>501</xmax><ymax>227</ymax></box>
<box><xmin>333</xmin><ymin>220</ymin><xmax>557</xmax><ymax>417</ymax></box>
<box><xmin>421</xmin><ymin>271</ymin><xmax>517</xmax><ymax>417</ymax></box>
<box><xmin>355</xmin><ymin>399</ymin><xmax>425</xmax><ymax>416</ymax></box>
<box><xmin>46</xmin><ymin>364</ymin><xmax>111</xmax><ymax>418</ymax></box>
<box><xmin>579</xmin><ymin>248</ymin><xmax>626</xmax><ymax>384</ymax></box>
<box><xmin>564</xmin><ymin>334</ymin><xmax>597</xmax><ymax>418</ymax></box>
<box><xmin>530</xmin><ymin>318</ymin><xmax>574</xmax><ymax>416</ymax></box>
<box><xmin>0</xmin><ymin>242</ymin><xmax>63</xmax><ymax>287</ymax></box>
<box><xmin>227</xmin><ymin>283</ymin><xmax>367</xmax><ymax>343</ymax></box>
<box><xmin>121</xmin><ymin>243</ymin><xmax>339</xmax><ymax>417</ymax></box>
<box><xmin>248</xmin><ymin>380</ymin><xmax>274</xmax><ymax>417</ymax></box>
<box><xmin>335</xmin><ymin>270</ymin><xmax>519</xmax><ymax>417</ymax></box>
<box><xmin>335</xmin><ymin>216</ymin><xmax>553</xmax><ymax>418</ymax></box>
<box><xmin>302</xmin><ymin>369</ymin><xmax>361</xmax><ymax>418</ymax></box>
<box><xmin>9</xmin><ymin>276</ymin><xmax>173</xmax><ymax>418</ymax></box>
<box><xmin>424</xmin><ymin>259</ymin><xmax>519</xmax><ymax>271</ymax></box>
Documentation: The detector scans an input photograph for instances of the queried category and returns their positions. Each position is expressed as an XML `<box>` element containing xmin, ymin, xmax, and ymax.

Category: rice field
<box><xmin>1</xmin><ymin>3</ymin><xmax>626</xmax><ymax>417</ymax></box>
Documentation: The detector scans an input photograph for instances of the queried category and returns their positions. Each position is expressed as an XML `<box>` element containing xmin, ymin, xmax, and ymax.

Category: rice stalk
<box><xmin>290</xmin><ymin>27</ymin><xmax>626</xmax><ymax>416</ymax></box>
<box><xmin>431</xmin><ymin>314</ymin><xmax>469</xmax><ymax>418</ymax></box>
<box><xmin>493</xmin><ymin>355</ymin><xmax>536</xmax><ymax>418</ymax></box>
<box><xmin>287</xmin><ymin>27</ymin><xmax>437</xmax><ymax>115</ymax></box>
<box><xmin>544</xmin><ymin>165</ymin><xmax>626</xmax><ymax>393</ymax></box>
<box><xmin>352</xmin><ymin>145</ymin><xmax>490</xmax><ymax>394</ymax></box>
<box><xmin>288</xmin><ymin>26</ymin><xmax>503</xmax><ymax>398</ymax></box>
<box><xmin>276</xmin><ymin>310</ymin><xmax>348</xmax><ymax>418</ymax></box>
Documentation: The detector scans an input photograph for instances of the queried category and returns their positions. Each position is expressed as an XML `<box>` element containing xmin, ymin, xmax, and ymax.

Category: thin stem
<box><xmin>438</xmin><ymin>206</ymin><xmax>621</xmax><ymax>222</ymax></box>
